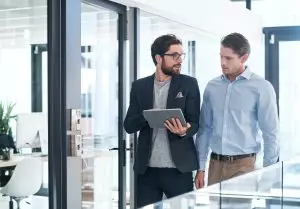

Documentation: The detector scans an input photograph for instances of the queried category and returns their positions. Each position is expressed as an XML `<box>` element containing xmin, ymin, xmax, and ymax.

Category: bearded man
<box><xmin>124</xmin><ymin>34</ymin><xmax>201</xmax><ymax>208</ymax></box>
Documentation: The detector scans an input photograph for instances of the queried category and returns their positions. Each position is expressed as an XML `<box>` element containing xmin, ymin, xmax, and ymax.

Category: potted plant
<box><xmin>0</xmin><ymin>102</ymin><xmax>17</xmax><ymax>160</ymax></box>
<box><xmin>0</xmin><ymin>102</ymin><xmax>16</xmax><ymax>136</ymax></box>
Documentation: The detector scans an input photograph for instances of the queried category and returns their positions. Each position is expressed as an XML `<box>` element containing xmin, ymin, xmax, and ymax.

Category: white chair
<box><xmin>0</xmin><ymin>157</ymin><xmax>43</xmax><ymax>209</ymax></box>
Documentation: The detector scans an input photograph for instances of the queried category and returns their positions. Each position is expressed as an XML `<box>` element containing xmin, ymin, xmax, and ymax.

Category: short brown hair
<box><xmin>221</xmin><ymin>33</ymin><xmax>250</xmax><ymax>57</ymax></box>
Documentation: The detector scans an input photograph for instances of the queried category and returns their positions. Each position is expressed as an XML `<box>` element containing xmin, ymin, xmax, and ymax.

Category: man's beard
<box><xmin>161</xmin><ymin>63</ymin><xmax>181</xmax><ymax>76</ymax></box>
<box><xmin>161</xmin><ymin>67</ymin><xmax>174</xmax><ymax>76</ymax></box>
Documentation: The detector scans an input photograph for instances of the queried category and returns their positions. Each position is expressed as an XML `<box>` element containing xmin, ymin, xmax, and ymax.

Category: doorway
<box><xmin>264</xmin><ymin>26</ymin><xmax>300</xmax><ymax>161</ymax></box>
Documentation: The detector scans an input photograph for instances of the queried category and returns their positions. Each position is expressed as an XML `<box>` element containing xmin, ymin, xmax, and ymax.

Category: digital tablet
<box><xmin>143</xmin><ymin>108</ymin><xmax>187</xmax><ymax>128</ymax></box>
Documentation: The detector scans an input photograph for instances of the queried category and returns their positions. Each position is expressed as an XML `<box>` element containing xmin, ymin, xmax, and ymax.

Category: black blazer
<box><xmin>124</xmin><ymin>74</ymin><xmax>201</xmax><ymax>174</ymax></box>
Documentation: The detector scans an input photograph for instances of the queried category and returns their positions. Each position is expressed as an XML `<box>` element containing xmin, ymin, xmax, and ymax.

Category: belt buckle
<box><xmin>224</xmin><ymin>155</ymin><xmax>234</xmax><ymax>161</ymax></box>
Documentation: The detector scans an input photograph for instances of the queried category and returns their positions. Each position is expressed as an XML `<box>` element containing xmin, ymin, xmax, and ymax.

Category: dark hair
<box><xmin>221</xmin><ymin>33</ymin><xmax>250</xmax><ymax>57</ymax></box>
<box><xmin>151</xmin><ymin>34</ymin><xmax>182</xmax><ymax>65</ymax></box>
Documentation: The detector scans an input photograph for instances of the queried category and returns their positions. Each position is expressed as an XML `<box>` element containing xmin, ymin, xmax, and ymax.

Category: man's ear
<box><xmin>155</xmin><ymin>54</ymin><xmax>162</xmax><ymax>65</ymax></box>
<box><xmin>241</xmin><ymin>54</ymin><xmax>249</xmax><ymax>63</ymax></box>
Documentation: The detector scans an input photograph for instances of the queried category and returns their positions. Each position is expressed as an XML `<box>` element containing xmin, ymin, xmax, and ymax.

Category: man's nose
<box><xmin>221</xmin><ymin>58</ymin><xmax>226</xmax><ymax>66</ymax></box>
<box><xmin>177</xmin><ymin>57</ymin><xmax>183</xmax><ymax>63</ymax></box>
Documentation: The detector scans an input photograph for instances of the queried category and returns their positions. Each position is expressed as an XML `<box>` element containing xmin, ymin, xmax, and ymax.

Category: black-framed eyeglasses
<box><xmin>163</xmin><ymin>53</ymin><xmax>186</xmax><ymax>61</ymax></box>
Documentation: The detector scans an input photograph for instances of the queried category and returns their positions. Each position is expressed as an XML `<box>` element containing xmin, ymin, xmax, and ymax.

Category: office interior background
<box><xmin>0</xmin><ymin>0</ymin><xmax>300</xmax><ymax>208</ymax></box>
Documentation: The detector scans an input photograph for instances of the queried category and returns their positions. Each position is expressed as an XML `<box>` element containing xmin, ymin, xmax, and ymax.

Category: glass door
<box><xmin>278</xmin><ymin>41</ymin><xmax>300</xmax><ymax>161</ymax></box>
<box><xmin>80</xmin><ymin>2</ymin><xmax>127</xmax><ymax>209</ymax></box>
<box><xmin>264</xmin><ymin>27</ymin><xmax>300</xmax><ymax>162</ymax></box>
<box><xmin>33</xmin><ymin>1</ymin><xmax>128</xmax><ymax>208</ymax></box>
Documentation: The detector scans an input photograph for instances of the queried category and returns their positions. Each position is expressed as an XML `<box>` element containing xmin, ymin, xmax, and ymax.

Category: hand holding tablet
<box><xmin>143</xmin><ymin>108</ymin><xmax>190</xmax><ymax>136</ymax></box>
<box><xmin>164</xmin><ymin>118</ymin><xmax>191</xmax><ymax>136</ymax></box>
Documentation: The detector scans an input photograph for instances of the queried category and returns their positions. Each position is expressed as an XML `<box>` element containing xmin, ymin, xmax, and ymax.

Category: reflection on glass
<box><xmin>141</xmin><ymin>157</ymin><xmax>300</xmax><ymax>208</ymax></box>
<box><xmin>80</xmin><ymin>3</ymin><xmax>120</xmax><ymax>209</ymax></box>
<box><xmin>0</xmin><ymin>1</ymin><xmax>48</xmax><ymax>208</ymax></box>
<box><xmin>42</xmin><ymin>51</ymin><xmax>48</xmax><ymax>112</ymax></box>
<box><xmin>283</xmin><ymin>158</ymin><xmax>300</xmax><ymax>206</ymax></box>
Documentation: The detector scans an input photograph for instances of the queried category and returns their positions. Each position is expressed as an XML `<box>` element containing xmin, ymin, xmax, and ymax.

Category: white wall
<box><xmin>113</xmin><ymin>0</ymin><xmax>265</xmax><ymax>78</ymax></box>
<box><xmin>120</xmin><ymin>0</ymin><xmax>265</xmax><ymax>170</ymax></box>
<box><xmin>0</xmin><ymin>47</ymin><xmax>31</xmax><ymax>136</ymax></box>
<box><xmin>113</xmin><ymin>0</ymin><xmax>263</xmax><ymax>45</ymax></box>
<box><xmin>234</xmin><ymin>0</ymin><xmax>300</xmax><ymax>27</ymax></box>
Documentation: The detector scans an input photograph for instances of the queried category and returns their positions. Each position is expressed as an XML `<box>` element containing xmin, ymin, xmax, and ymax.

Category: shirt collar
<box><xmin>221</xmin><ymin>66</ymin><xmax>252</xmax><ymax>81</ymax></box>
<box><xmin>238</xmin><ymin>67</ymin><xmax>252</xmax><ymax>80</ymax></box>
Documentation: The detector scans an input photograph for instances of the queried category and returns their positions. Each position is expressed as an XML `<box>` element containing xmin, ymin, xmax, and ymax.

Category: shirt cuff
<box><xmin>199</xmin><ymin>160</ymin><xmax>206</xmax><ymax>171</ymax></box>
<box><xmin>263</xmin><ymin>156</ymin><xmax>279</xmax><ymax>167</ymax></box>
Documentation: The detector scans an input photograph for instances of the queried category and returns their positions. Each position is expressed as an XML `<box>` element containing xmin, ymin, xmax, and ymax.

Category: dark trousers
<box><xmin>137</xmin><ymin>167</ymin><xmax>193</xmax><ymax>208</ymax></box>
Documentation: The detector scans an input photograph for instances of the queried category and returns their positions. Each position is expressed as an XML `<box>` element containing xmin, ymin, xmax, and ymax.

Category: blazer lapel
<box><xmin>143</xmin><ymin>74</ymin><xmax>155</xmax><ymax>110</ymax></box>
<box><xmin>167</xmin><ymin>75</ymin><xmax>181</xmax><ymax>109</ymax></box>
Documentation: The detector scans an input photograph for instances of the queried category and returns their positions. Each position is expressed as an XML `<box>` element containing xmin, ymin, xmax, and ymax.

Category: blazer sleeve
<box><xmin>181</xmin><ymin>77</ymin><xmax>201</xmax><ymax>139</ymax></box>
<box><xmin>123</xmin><ymin>81</ymin><xmax>148</xmax><ymax>134</ymax></box>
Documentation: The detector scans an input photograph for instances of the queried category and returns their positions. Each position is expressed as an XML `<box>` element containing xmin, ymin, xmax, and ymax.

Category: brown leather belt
<box><xmin>211</xmin><ymin>152</ymin><xmax>256</xmax><ymax>162</ymax></box>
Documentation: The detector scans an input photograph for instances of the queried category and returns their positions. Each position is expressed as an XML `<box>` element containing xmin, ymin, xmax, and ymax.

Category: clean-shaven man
<box><xmin>195</xmin><ymin>33</ymin><xmax>279</xmax><ymax>189</ymax></box>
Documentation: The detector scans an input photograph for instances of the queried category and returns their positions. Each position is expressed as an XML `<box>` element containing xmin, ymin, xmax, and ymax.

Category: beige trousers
<box><xmin>207</xmin><ymin>156</ymin><xmax>256</xmax><ymax>209</ymax></box>
<box><xmin>208</xmin><ymin>156</ymin><xmax>256</xmax><ymax>186</ymax></box>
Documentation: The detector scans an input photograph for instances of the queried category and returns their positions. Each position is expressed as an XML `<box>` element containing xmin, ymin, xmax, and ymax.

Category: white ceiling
<box><xmin>232</xmin><ymin>0</ymin><xmax>300</xmax><ymax>26</ymax></box>
<box><xmin>0</xmin><ymin>0</ymin><xmax>118</xmax><ymax>47</ymax></box>
<box><xmin>0</xmin><ymin>0</ymin><xmax>194</xmax><ymax>48</ymax></box>
<box><xmin>0</xmin><ymin>1</ymin><xmax>46</xmax><ymax>44</ymax></box>
<box><xmin>4</xmin><ymin>0</ymin><xmax>298</xmax><ymax>48</ymax></box>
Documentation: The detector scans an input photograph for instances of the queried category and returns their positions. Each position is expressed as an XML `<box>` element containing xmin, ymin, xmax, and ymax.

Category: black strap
<box><xmin>211</xmin><ymin>152</ymin><xmax>256</xmax><ymax>161</ymax></box>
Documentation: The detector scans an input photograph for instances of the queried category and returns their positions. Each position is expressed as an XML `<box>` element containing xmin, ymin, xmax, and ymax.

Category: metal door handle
<box><xmin>109</xmin><ymin>147</ymin><xmax>132</xmax><ymax>151</ymax></box>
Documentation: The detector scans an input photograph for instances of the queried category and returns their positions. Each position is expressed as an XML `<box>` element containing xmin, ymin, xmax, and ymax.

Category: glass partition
<box><xmin>80</xmin><ymin>3</ymin><xmax>123</xmax><ymax>209</ymax></box>
<box><xmin>141</xmin><ymin>157</ymin><xmax>300</xmax><ymax>209</ymax></box>
<box><xmin>0</xmin><ymin>0</ymin><xmax>48</xmax><ymax>208</ymax></box>
<box><xmin>278</xmin><ymin>41</ymin><xmax>300</xmax><ymax>161</ymax></box>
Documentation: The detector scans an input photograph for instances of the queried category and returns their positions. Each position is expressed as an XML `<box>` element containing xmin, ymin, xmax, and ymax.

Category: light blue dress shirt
<box><xmin>196</xmin><ymin>68</ymin><xmax>279</xmax><ymax>171</ymax></box>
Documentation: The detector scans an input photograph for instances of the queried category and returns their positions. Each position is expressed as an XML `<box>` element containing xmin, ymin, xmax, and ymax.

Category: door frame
<box><xmin>263</xmin><ymin>26</ymin><xmax>300</xmax><ymax>114</ymax></box>
<box><xmin>264</xmin><ymin>26</ymin><xmax>300</xmax><ymax>162</ymax></box>
<box><xmin>31</xmin><ymin>44</ymin><xmax>92</xmax><ymax>113</ymax></box>
<box><xmin>127</xmin><ymin>7</ymin><xmax>140</xmax><ymax>209</ymax></box>
<box><xmin>77</xmin><ymin>1</ymin><xmax>128</xmax><ymax>208</ymax></box>
<box><xmin>48</xmin><ymin>0</ymin><xmax>128</xmax><ymax>208</ymax></box>
<box><xmin>262</xmin><ymin>25</ymin><xmax>300</xmax><ymax>209</ymax></box>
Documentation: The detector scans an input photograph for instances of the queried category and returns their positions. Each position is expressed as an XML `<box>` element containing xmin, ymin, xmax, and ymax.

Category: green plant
<box><xmin>0</xmin><ymin>102</ymin><xmax>16</xmax><ymax>136</ymax></box>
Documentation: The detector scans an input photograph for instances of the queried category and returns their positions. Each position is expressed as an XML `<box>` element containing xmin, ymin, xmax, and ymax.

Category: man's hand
<box><xmin>164</xmin><ymin>118</ymin><xmax>191</xmax><ymax>136</ymax></box>
<box><xmin>194</xmin><ymin>170</ymin><xmax>205</xmax><ymax>189</ymax></box>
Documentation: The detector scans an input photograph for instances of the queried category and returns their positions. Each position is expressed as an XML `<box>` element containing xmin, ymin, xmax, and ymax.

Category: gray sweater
<box><xmin>148</xmin><ymin>79</ymin><xmax>176</xmax><ymax>168</ymax></box>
